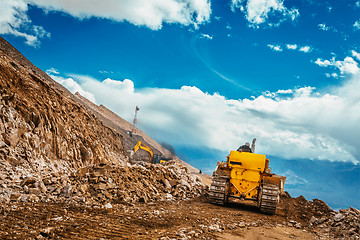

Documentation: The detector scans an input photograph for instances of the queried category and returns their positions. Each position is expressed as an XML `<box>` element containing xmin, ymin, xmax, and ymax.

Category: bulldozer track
<box><xmin>259</xmin><ymin>184</ymin><xmax>279</xmax><ymax>215</ymax></box>
<box><xmin>209</xmin><ymin>176</ymin><xmax>228</xmax><ymax>205</ymax></box>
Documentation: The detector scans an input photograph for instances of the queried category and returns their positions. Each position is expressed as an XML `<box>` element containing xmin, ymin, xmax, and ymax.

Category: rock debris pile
<box><xmin>308</xmin><ymin>207</ymin><xmax>360</xmax><ymax>239</ymax></box>
<box><xmin>0</xmin><ymin>160</ymin><xmax>206</xmax><ymax>205</ymax></box>
<box><xmin>279</xmin><ymin>195</ymin><xmax>360</xmax><ymax>239</ymax></box>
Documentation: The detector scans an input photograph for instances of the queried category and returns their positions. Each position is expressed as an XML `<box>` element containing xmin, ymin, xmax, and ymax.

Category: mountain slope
<box><xmin>0</xmin><ymin>37</ymin><xmax>127</xmax><ymax>172</ymax></box>
<box><xmin>0</xmin><ymin>36</ymin><xmax>206</xmax><ymax>206</ymax></box>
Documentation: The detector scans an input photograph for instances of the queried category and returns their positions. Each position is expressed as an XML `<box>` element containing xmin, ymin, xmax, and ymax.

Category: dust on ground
<box><xmin>0</xmin><ymin>198</ymin><xmax>324</xmax><ymax>240</ymax></box>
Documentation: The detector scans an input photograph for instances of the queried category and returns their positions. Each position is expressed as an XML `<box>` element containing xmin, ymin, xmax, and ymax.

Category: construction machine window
<box><xmin>230</xmin><ymin>161</ymin><xmax>242</xmax><ymax>165</ymax></box>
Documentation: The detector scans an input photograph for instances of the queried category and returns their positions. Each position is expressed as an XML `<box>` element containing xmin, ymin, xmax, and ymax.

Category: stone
<box><xmin>61</xmin><ymin>184</ymin><xmax>72</xmax><ymax>197</ymax></box>
<box><xmin>102</xmin><ymin>190</ymin><xmax>112</xmax><ymax>199</ymax></box>
<box><xmin>0</xmin><ymin>140</ymin><xmax>7</xmax><ymax>148</ymax></box>
<box><xmin>6</xmin><ymin>156</ymin><xmax>23</xmax><ymax>166</ymax></box>
<box><xmin>21</xmin><ymin>177</ymin><xmax>37</xmax><ymax>187</ymax></box>
<box><xmin>104</xmin><ymin>203</ymin><xmax>113</xmax><ymax>209</ymax></box>
<box><xmin>40</xmin><ymin>227</ymin><xmax>55</xmax><ymax>236</ymax></box>
<box><xmin>79</xmin><ymin>184</ymin><xmax>88</xmax><ymax>194</ymax></box>
<box><xmin>51</xmin><ymin>216</ymin><xmax>63</xmax><ymax>221</ymax></box>
<box><xmin>179</xmin><ymin>179</ymin><xmax>191</xmax><ymax>189</ymax></box>
<box><xmin>165</xmin><ymin>193</ymin><xmax>173</xmax><ymax>201</ymax></box>
<box><xmin>4</xmin><ymin>128</ymin><xmax>20</xmax><ymax>147</ymax></box>
<box><xmin>0</xmin><ymin>174</ymin><xmax>6</xmax><ymax>181</ymax></box>
<box><xmin>39</xmin><ymin>181</ymin><xmax>47</xmax><ymax>193</ymax></box>
<box><xmin>334</xmin><ymin>213</ymin><xmax>344</xmax><ymax>222</ymax></box>
<box><xmin>169</xmin><ymin>179</ymin><xmax>178</xmax><ymax>187</ymax></box>
<box><xmin>77</xmin><ymin>167</ymin><xmax>88</xmax><ymax>177</ymax></box>
<box><xmin>28</xmin><ymin>194</ymin><xmax>40</xmax><ymax>202</ymax></box>
<box><xmin>43</xmin><ymin>178</ymin><xmax>52</xmax><ymax>185</ymax></box>
<box><xmin>238</xmin><ymin>222</ymin><xmax>246</xmax><ymax>228</ymax></box>
<box><xmin>139</xmin><ymin>195</ymin><xmax>149</xmax><ymax>203</ymax></box>
<box><xmin>94</xmin><ymin>183</ymin><xmax>107</xmax><ymax>190</ymax></box>
<box><xmin>10</xmin><ymin>193</ymin><xmax>21</xmax><ymax>201</ymax></box>
<box><xmin>161</xmin><ymin>178</ymin><xmax>172</xmax><ymax>190</ymax></box>
<box><xmin>93</xmin><ymin>167</ymin><xmax>106</xmax><ymax>177</ymax></box>
<box><xmin>29</xmin><ymin>188</ymin><xmax>41</xmax><ymax>195</ymax></box>
<box><xmin>310</xmin><ymin>216</ymin><xmax>318</xmax><ymax>224</ymax></box>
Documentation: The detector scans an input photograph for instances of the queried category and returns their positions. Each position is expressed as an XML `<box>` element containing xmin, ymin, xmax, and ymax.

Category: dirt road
<box><xmin>0</xmin><ymin>198</ymin><xmax>325</xmax><ymax>240</ymax></box>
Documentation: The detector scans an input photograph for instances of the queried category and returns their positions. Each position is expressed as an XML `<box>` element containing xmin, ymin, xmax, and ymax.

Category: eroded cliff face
<box><xmin>0</xmin><ymin>36</ymin><xmax>127</xmax><ymax>181</ymax></box>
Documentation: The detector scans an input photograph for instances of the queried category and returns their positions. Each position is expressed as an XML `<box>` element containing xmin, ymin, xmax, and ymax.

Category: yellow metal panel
<box><xmin>228</xmin><ymin>151</ymin><xmax>266</xmax><ymax>172</ymax></box>
<box><xmin>227</xmin><ymin>151</ymin><xmax>266</xmax><ymax>199</ymax></box>
<box><xmin>230</xmin><ymin>169</ymin><xmax>261</xmax><ymax>196</ymax></box>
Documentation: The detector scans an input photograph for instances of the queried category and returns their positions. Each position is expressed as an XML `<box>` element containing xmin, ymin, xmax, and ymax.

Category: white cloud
<box><xmin>315</xmin><ymin>56</ymin><xmax>360</xmax><ymax>75</ymax></box>
<box><xmin>286</xmin><ymin>44</ymin><xmax>297</xmax><ymax>50</ymax></box>
<box><xmin>318</xmin><ymin>23</ymin><xmax>328</xmax><ymax>31</ymax></box>
<box><xmin>199</xmin><ymin>33</ymin><xmax>213</xmax><ymax>40</ymax></box>
<box><xmin>46</xmin><ymin>68</ymin><xmax>60</xmax><ymax>75</ymax></box>
<box><xmin>267</xmin><ymin>44</ymin><xmax>282</xmax><ymax>51</ymax></box>
<box><xmin>337</xmin><ymin>57</ymin><xmax>359</xmax><ymax>74</ymax></box>
<box><xmin>354</xmin><ymin>21</ymin><xmax>360</xmax><ymax>30</ymax></box>
<box><xmin>299</xmin><ymin>46</ymin><xmax>311</xmax><ymax>53</ymax></box>
<box><xmin>0</xmin><ymin>0</ymin><xmax>50</xmax><ymax>46</ymax></box>
<box><xmin>315</xmin><ymin>59</ymin><xmax>331</xmax><ymax>67</ymax></box>
<box><xmin>331</xmin><ymin>73</ymin><xmax>338</xmax><ymax>78</ymax></box>
<box><xmin>29</xmin><ymin>0</ymin><xmax>211</xmax><ymax>30</ymax></box>
<box><xmin>50</xmin><ymin>75</ymin><xmax>97</xmax><ymax>103</ymax></box>
<box><xmin>318</xmin><ymin>23</ymin><xmax>337</xmax><ymax>32</ymax></box>
<box><xmin>269</xmin><ymin>43</ymin><xmax>311</xmax><ymax>53</ymax></box>
<box><xmin>318</xmin><ymin>23</ymin><xmax>329</xmax><ymax>31</ymax></box>
<box><xmin>231</xmin><ymin>0</ymin><xmax>299</xmax><ymax>27</ymax></box>
<box><xmin>1</xmin><ymin>0</ymin><xmax>211</xmax><ymax>44</ymax></box>
<box><xmin>276</xmin><ymin>89</ymin><xmax>293</xmax><ymax>94</ymax></box>
<box><xmin>325</xmin><ymin>73</ymin><xmax>338</xmax><ymax>79</ymax></box>
<box><xmin>356</xmin><ymin>1</ymin><xmax>360</xmax><ymax>8</ymax></box>
<box><xmin>52</xmin><ymin>73</ymin><xmax>360</xmax><ymax>164</ymax></box>
<box><xmin>352</xmin><ymin>50</ymin><xmax>360</xmax><ymax>61</ymax></box>
<box><xmin>102</xmin><ymin>78</ymin><xmax>135</xmax><ymax>93</ymax></box>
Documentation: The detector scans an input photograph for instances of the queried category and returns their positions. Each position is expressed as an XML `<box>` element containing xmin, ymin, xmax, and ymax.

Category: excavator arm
<box><xmin>133</xmin><ymin>141</ymin><xmax>153</xmax><ymax>163</ymax></box>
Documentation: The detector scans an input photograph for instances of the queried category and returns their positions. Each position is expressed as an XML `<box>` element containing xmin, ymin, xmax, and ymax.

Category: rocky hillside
<box><xmin>0</xmin><ymin>36</ymin><xmax>126</xmax><ymax>169</ymax></box>
<box><xmin>0</xmin><ymin>36</ymin><xmax>206</xmax><ymax>205</ymax></box>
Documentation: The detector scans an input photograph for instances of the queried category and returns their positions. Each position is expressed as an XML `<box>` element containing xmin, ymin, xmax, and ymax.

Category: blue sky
<box><xmin>1</xmin><ymin>0</ymin><xmax>360</xmax><ymax>209</ymax></box>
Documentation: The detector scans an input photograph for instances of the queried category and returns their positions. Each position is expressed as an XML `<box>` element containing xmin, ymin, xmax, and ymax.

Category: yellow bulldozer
<box><xmin>209</xmin><ymin>139</ymin><xmax>286</xmax><ymax>215</ymax></box>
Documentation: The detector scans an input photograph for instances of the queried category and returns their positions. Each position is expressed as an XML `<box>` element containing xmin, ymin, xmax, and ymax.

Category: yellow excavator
<box><xmin>209</xmin><ymin>138</ymin><xmax>286</xmax><ymax>215</ymax></box>
<box><xmin>131</xmin><ymin>141</ymin><xmax>170</xmax><ymax>164</ymax></box>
